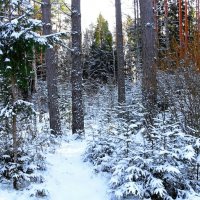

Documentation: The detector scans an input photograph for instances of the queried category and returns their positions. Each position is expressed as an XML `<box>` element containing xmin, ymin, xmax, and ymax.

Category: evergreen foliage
<box><xmin>0</xmin><ymin>0</ymin><xmax>48</xmax><ymax>189</ymax></box>
<box><xmin>83</xmin><ymin>14</ymin><xmax>115</xmax><ymax>83</ymax></box>
<box><xmin>0</xmin><ymin>3</ymin><xmax>46</xmax><ymax>100</ymax></box>
<box><xmin>124</xmin><ymin>15</ymin><xmax>141</xmax><ymax>71</ymax></box>
<box><xmin>84</xmin><ymin>84</ymin><xmax>200</xmax><ymax>200</ymax></box>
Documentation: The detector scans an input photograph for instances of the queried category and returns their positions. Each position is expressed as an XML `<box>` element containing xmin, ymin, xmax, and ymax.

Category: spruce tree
<box><xmin>84</xmin><ymin>14</ymin><xmax>115</xmax><ymax>83</ymax></box>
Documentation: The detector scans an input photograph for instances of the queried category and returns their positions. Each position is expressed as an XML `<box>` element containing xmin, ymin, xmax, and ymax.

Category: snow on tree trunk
<box><xmin>71</xmin><ymin>0</ymin><xmax>84</xmax><ymax>134</ymax></box>
<box><xmin>140</xmin><ymin>0</ymin><xmax>157</xmax><ymax>124</ymax></box>
<box><xmin>115</xmin><ymin>0</ymin><xmax>126</xmax><ymax>104</ymax></box>
<box><xmin>41</xmin><ymin>0</ymin><xmax>61</xmax><ymax>135</ymax></box>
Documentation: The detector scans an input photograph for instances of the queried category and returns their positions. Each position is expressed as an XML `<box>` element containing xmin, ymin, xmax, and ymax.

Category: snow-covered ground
<box><xmin>0</xmin><ymin>139</ymin><xmax>109</xmax><ymax>200</ymax></box>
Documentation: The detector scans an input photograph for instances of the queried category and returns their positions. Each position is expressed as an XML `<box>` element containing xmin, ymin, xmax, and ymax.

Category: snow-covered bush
<box><xmin>110</xmin><ymin>113</ymin><xmax>200</xmax><ymax>199</ymax></box>
<box><xmin>85</xmin><ymin>136</ymin><xmax>116</xmax><ymax>173</ymax></box>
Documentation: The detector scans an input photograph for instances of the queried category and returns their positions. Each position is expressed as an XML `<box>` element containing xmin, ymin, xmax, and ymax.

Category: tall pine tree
<box><xmin>71</xmin><ymin>0</ymin><xmax>84</xmax><ymax>134</ymax></box>
<box><xmin>41</xmin><ymin>0</ymin><xmax>61</xmax><ymax>135</ymax></box>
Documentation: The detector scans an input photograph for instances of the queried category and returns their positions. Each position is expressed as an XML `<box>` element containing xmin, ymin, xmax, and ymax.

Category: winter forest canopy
<box><xmin>0</xmin><ymin>0</ymin><xmax>200</xmax><ymax>199</ymax></box>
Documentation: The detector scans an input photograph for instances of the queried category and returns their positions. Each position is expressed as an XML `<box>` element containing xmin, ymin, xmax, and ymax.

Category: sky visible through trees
<box><xmin>80</xmin><ymin>0</ymin><xmax>133</xmax><ymax>30</ymax></box>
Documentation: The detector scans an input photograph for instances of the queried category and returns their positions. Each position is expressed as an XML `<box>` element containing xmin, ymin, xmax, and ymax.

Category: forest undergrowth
<box><xmin>84</xmin><ymin>77</ymin><xmax>200</xmax><ymax>200</ymax></box>
<box><xmin>0</xmin><ymin>75</ymin><xmax>200</xmax><ymax>200</ymax></box>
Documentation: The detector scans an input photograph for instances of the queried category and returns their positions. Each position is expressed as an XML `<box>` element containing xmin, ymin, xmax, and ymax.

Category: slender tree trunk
<box><xmin>140</xmin><ymin>0</ymin><xmax>157</xmax><ymax>123</ymax></box>
<box><xmin>185</xmin><ymin>0</ymin><xmax>189</xmax><ymax>51</ymax></box>
<box><xmin>32</xmin><ymin>46</ymin><xmax>37</xmax><ymax>93</ymax></box>
<box><xmin>115</xmin><ymin>0</ymin><xmax>126</xmax><ymax>104</ymax></box>
<box><xmin>179</xmin><ymin>0</ymin><xmax>184</xmax><ymax>57</ymax></box>
<box><xmin>197</xmin><ymin>0</ymin><xmax>200</xmax><ymax>31</ymax></box>
<box><xmin>71</xmin><ymin>0</ymin><xmax>84</xmax><ymax>134</ymax></box>
<box><xmin>136</xmin><ymin>0</ymin><xmax>141</xmax><ymax>69</ymax></box>
<box><xmin>164</xmin><ymin>0</ymin><xmax>169</xmax><ymax>50</ymax></box>
<box><xmin>8</xmin><ymin>3</ymin><xmax>18</xmax><ymax>164</ymax></box>
<box><xmin>31</xmin><ymin>1</ymin><xmax>37</xmax><ymax>93</ymax></box>
<box><xmin>41</xmin><ymin>0</ymin><xmax>61</xmax><ymax>135</ymax></box>
<box><xmin>11</xmin><ymin>76</ymin><xmax>17</xmax><ymax>164</ymax></box>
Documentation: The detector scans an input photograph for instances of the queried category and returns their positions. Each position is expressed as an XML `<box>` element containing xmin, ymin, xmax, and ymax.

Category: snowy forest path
<box><xmin>0</xmin><ymin>139</ymin><xmax>109</xmax><ymax>200</ymax></box>
<box><xmin>42</xmin><ymin>139</ymin><xmax>109</xmax><ymax>200</ymax></box>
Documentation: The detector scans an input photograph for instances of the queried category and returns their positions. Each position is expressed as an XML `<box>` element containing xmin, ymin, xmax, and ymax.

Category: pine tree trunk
<box><xmin>179</xmin><ymin>0</ymin><xmax>184</xmax><ymax>57</ymax></box>
<box><xmin>197</xmin><ymin>0</ymin><xmax>200</xmax><ymax>31</ymax></box>
<box><xmin>164</xmin><ymin>0</ymin><xmax>169</xmax><ymax>50</ymax></box>
<box><xmin>185</xmin><ymin>0</ymin><xmax>189</xmax><ymax>51</ymax></box>
<box><xmin>136</xmin><ymin>0</ymin><xmax>141</xmax><ymax>69</ymax></box>
<box><xmin>71</xmin><ymin>0</ymin><xmax>84</xmax><ymax>134</ymax></box>
<box><xmin>41</xmin><ymin>0</ymin><xmax>61</xmax><ymax>135</ymax></box>
<box><xmin>115</xmin><ymin>0</ymin><xmax>126</xmax><ymax>104</ymax></box>
<box><xmin>140</xmin><ymin>0</ymin><xmax>157</xmax><ymax>124</ymax></box>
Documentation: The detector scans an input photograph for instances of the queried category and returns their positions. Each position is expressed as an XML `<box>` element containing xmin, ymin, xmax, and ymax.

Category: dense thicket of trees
<box><xmin>83</xmin><ymin>14</ymin><xmax>115</xmax><ymax>83</ymax></box>
<box><xmin>0</xmin><ymin>0</ymin><xmax>48</xmax><ymax>189</ymax></box>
